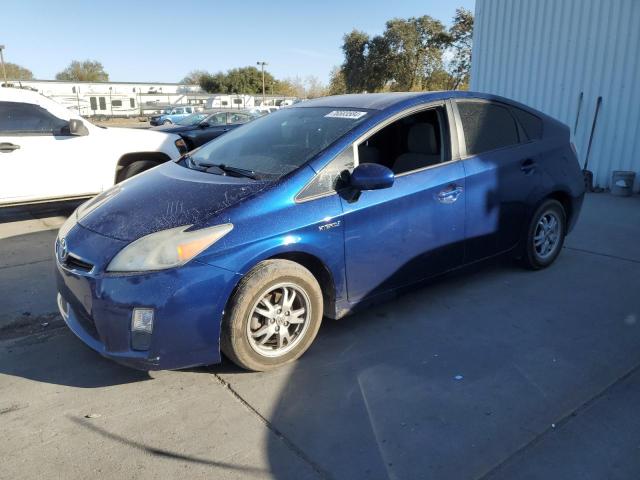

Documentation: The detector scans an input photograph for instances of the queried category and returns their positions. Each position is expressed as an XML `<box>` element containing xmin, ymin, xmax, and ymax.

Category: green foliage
<box><xmin>3</xmin><ymin>62</ymin><xmax>34</xmax><ymax>80</ymax></box>
<box><xmin>337</xmin><ymin>8</ymin><xmax>474</xmax><ymax>93</ymax></box>
<box><xmin>195</xmin><ymin>66</ymin><xmax>277</xmax><ymax>95</ymax></box>
<box><xmin>180</xmin><ymin>70</ymin><xmax>209</xmax><ymax>85</ymax></box>
<box><xmin>448</xmin><ymin>7</ymin><xmax>474</xmax><ymax>90</ymax></box>
<box><xmin>341</xmin><ymin>30</ymin><xmax>370</xmax><ymax>93</ymax></box>
<box><xmin>55</xmin><ymin>60</ymin><xmax>109</xmax><ymax>82</ymax></box>
<box><xmin>188</xmin><ymin>67</ymin><xmax>327</xmax><ymax>98</ymax></box>
<box><xmin>328</xmin><ymin>66</ymin><xmax>347</xmax><ymax>95</ymax></box>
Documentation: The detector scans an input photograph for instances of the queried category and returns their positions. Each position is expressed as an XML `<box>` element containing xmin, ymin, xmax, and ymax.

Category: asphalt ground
<box><xmin>1</xmin><ymin>192</ymin><xmax>639</xmax><ymax>479</ymax></box>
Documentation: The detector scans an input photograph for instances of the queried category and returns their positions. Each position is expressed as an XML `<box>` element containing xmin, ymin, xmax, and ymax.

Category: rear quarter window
<box><xmin>457</xmin><ymin>101</ymin><xmax>519</xmax><ymax>156</ymax></box>
<box><xmin>511</xmin><ymin>107</ymin><xmax>543</xmax><ymax>140</ymax></box>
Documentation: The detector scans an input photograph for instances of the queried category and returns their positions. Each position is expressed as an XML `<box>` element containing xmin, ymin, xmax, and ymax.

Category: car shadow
<box><xmin>0</xmin><ymin>329</ymin><xmax>152</xmax><ymax>388</ymax></box>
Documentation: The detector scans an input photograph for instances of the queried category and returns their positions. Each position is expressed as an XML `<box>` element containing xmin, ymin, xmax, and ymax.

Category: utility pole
<box><xmin>0</xmin><ymin>45</ymin><xmax>8</xmax><ymax>86</ymax></box>
<box><xmin>256</xmin><ymin>61</ymin><xmax>267</xmax><ymax>105</ymax></box>
<box><xmin>108</xmin><ymin>86</ymin><xmax>113</xmax><ymax>117</ymax></box>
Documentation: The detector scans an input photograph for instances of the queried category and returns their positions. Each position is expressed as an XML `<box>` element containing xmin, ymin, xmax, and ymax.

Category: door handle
<box><xmin>521</xmin><ymin>158</ymin><xmax>536</xmax><ymax>174</ymax></box>
<box><xmin>437</xmin><ymin>185</ymin><xmax>463</xmax><ymax>204</ymax></box>
<box><xmin>0</xmin><ymin>142</ymin><xmax>20</xmax><ymax>153</ymax></box>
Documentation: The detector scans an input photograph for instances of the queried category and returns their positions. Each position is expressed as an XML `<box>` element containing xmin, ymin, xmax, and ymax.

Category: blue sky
<box><xmin>3</xmin><ymin>0</ymin><xmax>474</xmax><ymax>84</ymax></box>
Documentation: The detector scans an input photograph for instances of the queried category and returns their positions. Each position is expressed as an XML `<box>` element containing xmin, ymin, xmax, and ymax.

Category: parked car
<box><xmin>55</xmin><ymin>91</ymin><xmax>585</xmax><ymax>372</ymax></box>
<box><xmin>0</xmin><ymin>87</ymin><xmax>187</xmax><ymax>206</ymax></box>
<box><xmin>149</xmin><ymin>106</ymin><xmax>196</xmax><ymax>126</ymax></box>
<box><xmin>151</xmin><ymin>110</ymin><xmax>259</xmax><ymax>150</ymax></box>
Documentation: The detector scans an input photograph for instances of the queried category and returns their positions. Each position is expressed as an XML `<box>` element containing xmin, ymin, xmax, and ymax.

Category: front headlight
<box><xmin>107</xmin><ymin>223</ymin><xmax>233</xmax><ymax>272</ymax></box>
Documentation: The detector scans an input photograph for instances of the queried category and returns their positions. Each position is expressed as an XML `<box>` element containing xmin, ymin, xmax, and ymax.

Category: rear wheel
<box><xmin>221</xmin><ymin>260</ymin><xmax>323</xmax><ymax>371</ymax></box>
<box><xmin>522</xmin><ymin>199</ymin><xmax>566</xmax><ymax>269</ymax></box>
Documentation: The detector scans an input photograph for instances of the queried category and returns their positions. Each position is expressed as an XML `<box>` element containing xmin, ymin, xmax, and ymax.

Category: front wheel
<box><xmin>522</xmin><ymin>199</ymin><xmax>566</xmax><ymax>269</ymax></box>
<box><xmin>119</xmin><ymin>160</ymin><xmax>157</xmax><ymax>181</ymax></box>
<box><xmin>221</xmin><ymin>260</ymin><xmax>323</xmax><ymax>371</ymax></box>
<box><xmin>162</xmin><ymin>119</ymin><xmax>172</xmax><ymax>125</ymax></box>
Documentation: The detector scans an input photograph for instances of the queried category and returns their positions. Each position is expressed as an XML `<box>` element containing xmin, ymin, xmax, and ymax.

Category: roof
<box><xmin>294</xmin><ymin>91</ymin><xmax>549</xmax><ymax>117</ymax></box>
<box><xmin>293</xmin><ymin>91</ymin><xmax>494</xmax><ymax>110</ymax></box>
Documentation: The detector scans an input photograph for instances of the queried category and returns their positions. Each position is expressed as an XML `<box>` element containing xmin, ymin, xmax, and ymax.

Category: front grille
<box><xmin>65</xmin><ymin>254</ymin><xmax>94</xmax><ymax>272</ymax></box>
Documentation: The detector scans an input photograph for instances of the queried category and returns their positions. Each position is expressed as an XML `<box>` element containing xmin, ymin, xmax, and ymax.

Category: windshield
<box><xmin>176</xmin><ymin>113</ymin><xmax>209</xmax><ymax>126</ymax></box>
<box><xmin>186</xmin><ymin>107</ymin><xmax>371</xmax><ymax>178</ymax></box>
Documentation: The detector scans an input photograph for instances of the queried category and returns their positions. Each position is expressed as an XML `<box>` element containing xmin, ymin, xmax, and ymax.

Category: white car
<box><xmin>0</xmin><ymin>87</ymin><xmax>187</xmax><ymax>206</ymax></box>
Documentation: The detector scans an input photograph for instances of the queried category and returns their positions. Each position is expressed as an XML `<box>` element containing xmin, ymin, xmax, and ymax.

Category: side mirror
<box><xmin>199</xmin><ymin>122</ymin><xmax>210</xmax><ymax>128</ymax></box>
<box><xmin>69</xmin><ymin>119</ymin><xmax>89</xmax><ymax>136</ymax></box>
<box><xmin>350</xmin><ymin>163</ymin><xmax>394</xmax><ymax>191</ymax></box>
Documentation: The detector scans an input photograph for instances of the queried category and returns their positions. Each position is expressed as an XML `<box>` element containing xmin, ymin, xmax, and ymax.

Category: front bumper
<box><xmin>55</xmin><ymin>225</ymin><xmax>241</xmax><ymax>370</ymax></box>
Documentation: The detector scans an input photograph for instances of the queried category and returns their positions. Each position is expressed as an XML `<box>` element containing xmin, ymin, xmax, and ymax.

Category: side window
<box><xmin>208</xmin><ymin>112</ymin><xmax>226</xmax><ymax>125</ymax></box>
<box><xmin>0</xmin><ymin>101</ymin><xmax>68</xmax><ymax>135</ymax></box>
<box><xmin>90</xmin><ymin>97</ymin><xmax>97</xmax><ymax>110</ymax></box>
<box><xmin>297</xmin><ymin>147</ymin><xmax>354</xmax><ymax>201</ymax></box>
<box><xmin>129</xmin><ymin>98</ymin><xmax>135</xmax><ymax>108</ymax></box>
<box><xmin>229</xmin><ymin>113</ymin><xmax>250</xmax><ymax>124</ymax></box>
<box><xmin>457</xmin><ymin>101</ymin><xmax>519</xmax><ymax>155</ymax></box>
<box><xmin>511</xmin><ymin>107</ymin><xmax>543</xmax><ymax>141</ymax></box>
<box><xmin>111</xmin><ymin>99</ymin><xmax>122</xmax><ymax>107</ymax></box>
<box><xmin>99</xmin><ymin>97</ymin><xmax>106</xmax><ymax>110</ymax></box>
<box><xmin>357</xmin><ymin>107</ymin><xmax>445</xmax><ymax>175</ymax></box>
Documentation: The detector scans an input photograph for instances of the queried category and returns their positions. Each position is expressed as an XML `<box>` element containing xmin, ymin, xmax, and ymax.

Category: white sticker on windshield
<box><xmin>324</xmin><ymin>110</ymin><xmax>368</xmax><ymax>119</ymax></box>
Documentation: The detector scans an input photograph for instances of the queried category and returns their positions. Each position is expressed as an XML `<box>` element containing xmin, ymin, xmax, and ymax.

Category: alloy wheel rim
<box><xmin>533</xmin><ymin>211</ymin><xmax>561</xmax><ymax>260</ymax></box>
<box><xmin>246</xmin><ymin>282</ymin><xmax>311</xmax><ymax>358</ymax></box>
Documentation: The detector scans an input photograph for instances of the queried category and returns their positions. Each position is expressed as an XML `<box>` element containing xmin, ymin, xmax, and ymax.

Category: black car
<box><xmin>151</xmin><ymin>110</ymin><xmax>259</xmax><ymax>150</ymax></box>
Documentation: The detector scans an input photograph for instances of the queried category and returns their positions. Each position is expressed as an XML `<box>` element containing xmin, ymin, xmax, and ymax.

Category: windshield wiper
<box><xmin>196</xmin><ymin>161</ymin><xmax>258</xmax><ymax>179</ymax></box>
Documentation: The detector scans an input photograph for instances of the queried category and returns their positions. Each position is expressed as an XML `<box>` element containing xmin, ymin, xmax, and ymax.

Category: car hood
<box><xmin>77</xmin><ymin>162</ymin><xmax>266</xmax><ymax>242</ymax></box>
<box><xmin>150</xmin><ymin>124</ymin><xmax>195</xmax><ymax>133</ymax></box>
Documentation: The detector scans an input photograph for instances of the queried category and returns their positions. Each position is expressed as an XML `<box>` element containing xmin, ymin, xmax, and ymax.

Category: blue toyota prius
<box><xmin>55</xmin><ymin>92</ymin><xmax>585</xmax><ymax>371</ymax></box>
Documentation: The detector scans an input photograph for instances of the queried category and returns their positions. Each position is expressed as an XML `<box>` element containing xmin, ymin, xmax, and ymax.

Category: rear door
<box><xmin>453</xmin><ymin>99</ymin><xmax>542</xmax><ymax>260</ymax></box>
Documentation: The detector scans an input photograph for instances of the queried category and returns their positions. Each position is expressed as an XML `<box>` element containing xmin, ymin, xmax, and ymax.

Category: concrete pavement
<box><xmin>1</xmin><ymin>193</ymin><xmax>639</xmax><ymax>479</ymax></box>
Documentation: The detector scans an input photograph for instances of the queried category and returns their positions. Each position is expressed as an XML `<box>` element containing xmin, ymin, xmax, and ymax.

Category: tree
<box><xmin>446</xmin><ymin>7</ymin><xmax>474</xmax><ymax>90</ymax></box>
<box><xmin>383</xmin><ymin>16</ymin><xmax>450</xmax><ymax>91</ymax></box>
<box><xmin>341</xmin><ymin>30</ymin><xmax>370</xmax><ymax>93</ymax></box>
<box><xmin>334</xmin><ymin>8</ymin><xmax>474</xmax><ymax>93</ymax></box>
<box><xmin>3</xmin><ymin>62</ymin><xmax>33</xmax><ymax>80</ymax></box>
<box><xmin>273</xmin><ymin>78</ymin><xmax>299</xmax><ymax>97</ymax></box>
<box><xmin>327</xmin><ymin>66</ymin><xmax>347</xmax><ymax>95</ymax></box>
<box><xmin>304</xmin><ymin>76</ymin><xmax>327</xmax><ymax>98</ymax></box>
<box><xmin>180</xmin><ymin>70</ymin><xmax>208</xmax><ymax>85</ymax></box>
<box><xmin>55</xmin><ymin>60</ymin><xmax>109</xmax><ymax>82</ymax></box>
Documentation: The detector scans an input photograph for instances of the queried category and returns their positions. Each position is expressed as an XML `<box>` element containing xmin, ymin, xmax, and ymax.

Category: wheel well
<box><xmin>115</xmin><ymin>152</ymin><xmax>171</xmax><ymax>183</ymax></box>
<box><xmin>269</xmin><ymin>252</ymin><xmax>336</xmax><ymax>315</ymax></box>
<box><xmin>547</xmin><ymin>191</ymin><xmax>572</xmax><ymax>227</ymax></box>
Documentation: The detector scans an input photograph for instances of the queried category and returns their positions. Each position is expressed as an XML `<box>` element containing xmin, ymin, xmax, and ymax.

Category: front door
<box><xmin>0</xmin><ymin>101</ymin><xmax>102</xmax><ymax>203</ymax></box>
<box><xmin>340</xmin><ymin>105</ymin><xmax>465</xmax><ymax>301</ymax></box>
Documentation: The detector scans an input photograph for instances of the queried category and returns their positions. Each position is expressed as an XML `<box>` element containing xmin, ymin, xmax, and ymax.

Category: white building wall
<box><xmin>471</xmin><ymin>0</ymin><xmax>640</xmax><ymax>190</ymax></box>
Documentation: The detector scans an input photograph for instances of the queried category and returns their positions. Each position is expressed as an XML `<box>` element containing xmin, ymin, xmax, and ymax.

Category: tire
<box><xmin>522</xmin><ymin>199</ymin><xmax>566</xmax><ymax>270</ymax></box>
<box><xmin>120</xmin><ymin>160</ymin><xmax>157</xmax><ymax>181</ymax></box>
<box><xmin>162</xmin><ymin>120</ymin><xmax>172</xmax><ymax>125</ymax></box>
<box><xmin>221</xmin><ymin>259</ymin><xmax>323</xmax><ymax>371</ymax></box>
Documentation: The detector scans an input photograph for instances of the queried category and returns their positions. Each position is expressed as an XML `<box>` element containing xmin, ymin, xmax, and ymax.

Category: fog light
<box><xmin>131</xmin><ymin>308</ymin><xmax>154</xmax><ymax>351</ymax></box>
